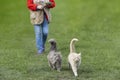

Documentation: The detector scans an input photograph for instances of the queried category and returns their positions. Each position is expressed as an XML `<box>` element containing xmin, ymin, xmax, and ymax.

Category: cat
<box><xmin>47</xmin><ymin>39</ymin><xmax>62</xmax><ymax>72</ymax></box>
<box><xmin>68</xmin><ymin>38</ymin><xmax>81</xmax><ymax>77</ymax></box>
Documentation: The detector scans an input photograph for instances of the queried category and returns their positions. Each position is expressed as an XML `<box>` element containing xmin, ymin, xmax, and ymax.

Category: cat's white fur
<box><xmin>68</xmin><ymin>38</ymin><xmax>81</xmax><ymax>77</ymax></box>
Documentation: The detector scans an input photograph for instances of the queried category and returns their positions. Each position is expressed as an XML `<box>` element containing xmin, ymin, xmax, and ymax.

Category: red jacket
<box><xmin>27</xmin><ymin>0</ymin><xmax>55</xmax><ymax>11</ymax></box>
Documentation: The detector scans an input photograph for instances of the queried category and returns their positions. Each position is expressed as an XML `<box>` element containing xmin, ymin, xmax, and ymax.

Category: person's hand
<box><xmin>45</xmin><ymin>2</ymin><xmax>52</xmax><ymax>6</ymax></box>
<box><xmin>37</xmin><ymin>5</ymin><xmax>43</xmax><ymax>9</ymax></box>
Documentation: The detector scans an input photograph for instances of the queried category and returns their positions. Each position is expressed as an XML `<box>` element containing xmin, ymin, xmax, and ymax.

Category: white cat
<box><xmin>68</xmin><ymin>38</ymin><xmax>81</xmax><ymax>77</ymax></box>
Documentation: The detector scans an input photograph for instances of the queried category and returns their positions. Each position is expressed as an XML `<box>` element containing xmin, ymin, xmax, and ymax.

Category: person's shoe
<box><xmin>37</xmin><ymin>49</ymin><xmax>44</xmax><ymax>54</ymax></box>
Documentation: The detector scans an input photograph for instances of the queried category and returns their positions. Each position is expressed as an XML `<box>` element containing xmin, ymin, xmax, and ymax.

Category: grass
<box><xmin>0</xmin><ymin>0</ymin><xmax>120</xmax><ymax>80</ymax></box>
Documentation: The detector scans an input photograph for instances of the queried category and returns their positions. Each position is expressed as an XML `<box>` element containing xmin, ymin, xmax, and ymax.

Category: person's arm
<box><xmin>46</xmin><ymin>0</ymin><xmax>55</xmax><ymax>8</ymax></box>
<box><xmin>27</xmin><ymin>0</ymin><xmax>37</xmax><ymax>11</ymax></box>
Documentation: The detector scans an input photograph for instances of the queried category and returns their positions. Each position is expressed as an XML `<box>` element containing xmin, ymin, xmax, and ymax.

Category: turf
<box><xmin>0</xmin><ymin>0</ymin><xmax>120</xmax><ymax>80</ymax></box>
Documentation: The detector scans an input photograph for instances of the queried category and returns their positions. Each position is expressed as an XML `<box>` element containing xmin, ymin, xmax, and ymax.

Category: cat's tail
<box><xmin>48</xmin><ymin>39</ymin><xmax>57</xmax><ymax>51</ymax></box>
<box><xmin>70</xmin><ymin>38</ymin><xmax>78</xmax><ymax>53</ymax></box>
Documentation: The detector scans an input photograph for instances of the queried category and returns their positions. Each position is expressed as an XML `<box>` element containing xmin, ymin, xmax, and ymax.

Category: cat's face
<box><xmin>74</xmin><ymin>53</ymin><xmax>81</xmax><ymax>62</ymax></box>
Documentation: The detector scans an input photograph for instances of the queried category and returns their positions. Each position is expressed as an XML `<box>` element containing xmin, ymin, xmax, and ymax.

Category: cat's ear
<box><xmin>78</xmin><ymin>52</ymin><xmax>81</xmax><ymax>56</ymax></box>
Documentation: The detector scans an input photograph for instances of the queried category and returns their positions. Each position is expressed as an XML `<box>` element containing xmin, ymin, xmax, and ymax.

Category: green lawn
<box><xmin>0</xmin><ymin>0</ymin><xmax>120</xmax><ymax>80</ymax></box>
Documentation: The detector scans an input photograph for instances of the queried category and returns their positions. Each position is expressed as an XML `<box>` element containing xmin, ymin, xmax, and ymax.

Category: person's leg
<box><xmin>34</xmin><ymin>24</ymin><xmax>44</xmax><ymax>54</ymax></box>
<box><xmin>42</xmin><ymin>16</ymin><xmax>49</xmax><ymax>50</ymax></box>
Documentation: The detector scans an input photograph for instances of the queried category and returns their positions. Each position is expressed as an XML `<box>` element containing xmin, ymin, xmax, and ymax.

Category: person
<box><xmin>27</xmin><ymin>0</ymin><xmax>55</xmax><ymax>54</ymax></box>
